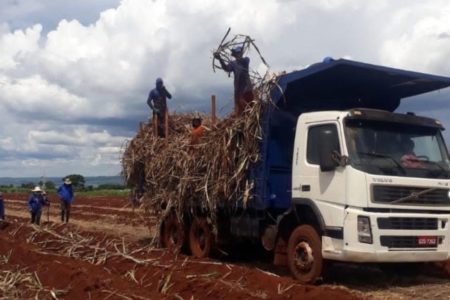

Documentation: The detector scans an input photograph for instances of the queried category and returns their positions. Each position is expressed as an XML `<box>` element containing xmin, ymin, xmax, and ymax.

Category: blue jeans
<box><xmin>31</xmin><ymin>210</ymin><xmax>42</xmax><ymax>225</ymax></box>
<box><xmin>60</xmin><ymin>201</ymin><xmax>71</xmax><ymax>223</ymax></box>
<box><xmin>0</xmin><ymin>199</ymin><xmax>4</xmax><ymax>220</ymax></box>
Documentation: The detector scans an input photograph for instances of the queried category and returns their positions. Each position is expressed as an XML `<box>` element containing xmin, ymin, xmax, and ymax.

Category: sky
<box><xmin>0</xmin><ymin>0</ymin><xmax>450</xmax><ymax>177</ymax></box>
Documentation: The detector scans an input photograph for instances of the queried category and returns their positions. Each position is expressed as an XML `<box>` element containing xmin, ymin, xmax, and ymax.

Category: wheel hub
<box><xmin>196</xmin><ymin>228</ymin><xmax>206</xmax><ymax>249</ymax></box>
<box><xmin>294</xmin><ymin>241</ymin><xmax>314</xmax><ymax>270</ymax></box>
<box><xmin>189</xmin><ymin>217</ymin><xmax>212</xmax><ymax>258</ymax></box>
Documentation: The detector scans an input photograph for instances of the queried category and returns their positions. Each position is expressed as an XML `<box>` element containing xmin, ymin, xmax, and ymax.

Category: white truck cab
<box><xmin>287</xmin><ymin>108</ymin><xmax>450</xmax><ymax>281</ymax></box>
<box><xmin>293</xmin><ymin>108</ymin><xmax>450</xmax><ymax>261</ymax></box>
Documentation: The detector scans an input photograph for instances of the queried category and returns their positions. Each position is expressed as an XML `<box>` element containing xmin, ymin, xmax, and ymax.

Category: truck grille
<box><xmin>377</xmin><ymin>218</ymin><xmax>438</xmax><ymax>230</ymax></box>
<box><xmin>380</xmin><ymin>236</ymin><xmax>438</xmax><ymax>249</ymax></box>
<box><xmin>372</xmin><ymin>186</ymin><xmax>450</xmax><ymax>206</ymax></box>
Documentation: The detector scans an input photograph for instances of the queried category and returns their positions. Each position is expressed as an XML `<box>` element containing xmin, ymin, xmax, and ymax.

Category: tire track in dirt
<box><xmin>4</xmin><ymin>205</ymin><xmax>152</xmax><ymax>241</ymax></box>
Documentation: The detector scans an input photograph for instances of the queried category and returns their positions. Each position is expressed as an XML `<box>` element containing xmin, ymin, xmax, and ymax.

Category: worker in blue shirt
<box><xmin>0</xmin><ymin>192</ymin><xmax>5</xmax><ymax>221</ymax></box>
<box><xmin>28</xmin><ymin>186</ymin><xmax>47</xmax><ymax>225</ymax></box>
<box><xmin>147</xmin><ymin>78</ymin><xmax>172</xmax><ymax>137</ymax></box>
<box><xmin>57</xmin><ymin>177</ymin><xmax>74</xmax><ymax>223</ymax></box>
<box><xmin>215</xmin><ymin>46</ymin><xmax>254</xmax><ymax>115</ymax></box>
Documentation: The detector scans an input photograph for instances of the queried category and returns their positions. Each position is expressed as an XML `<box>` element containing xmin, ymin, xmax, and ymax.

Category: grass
<box><xmin>77</xmin><ymin>189</ymin><xmax>131</xmax><ymax>197</ymax></box>
<box><xmin>0</xmin><ymin>187</ymin><xmax>38</xmax><ymax>194</ymax></box>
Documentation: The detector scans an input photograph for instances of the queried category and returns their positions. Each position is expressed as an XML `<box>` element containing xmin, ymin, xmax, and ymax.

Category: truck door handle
<box><xmin>301</xmin><ymin>185</ymin><xmax>311</xmax><ymax>192</ymax></box>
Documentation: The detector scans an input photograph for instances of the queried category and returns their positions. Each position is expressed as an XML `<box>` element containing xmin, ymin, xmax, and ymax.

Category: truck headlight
<box><xmin>358</xmin><ymin>216</ymin><xmax>373</xmax><ymax>244</ymax></box>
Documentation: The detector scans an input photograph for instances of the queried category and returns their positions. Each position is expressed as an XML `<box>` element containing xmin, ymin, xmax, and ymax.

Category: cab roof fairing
<box><xmin>270</xmin><ymin>59</ymin><xmax>450</xmax><ymax>115</ymax></box>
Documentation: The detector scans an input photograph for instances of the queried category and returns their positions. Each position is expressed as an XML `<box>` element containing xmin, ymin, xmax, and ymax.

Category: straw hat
<box><xmin>64</xmin><ymin>178</ymin><xmax>72</xmax><ymax>184</ymax></box>
<box><xmin>31</xmin><ymin>186</ymin><xmax>42</xmax><ymax>193</ymax></box>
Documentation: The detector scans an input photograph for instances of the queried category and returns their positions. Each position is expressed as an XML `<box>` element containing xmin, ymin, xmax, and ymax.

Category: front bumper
<box><xmin>322</xmin><ymin>208</ymin><xmax>450</xmax><ymax>262</ymax></box>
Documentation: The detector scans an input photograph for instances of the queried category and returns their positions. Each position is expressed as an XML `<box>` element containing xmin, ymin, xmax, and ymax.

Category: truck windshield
<box><xmin>344</xmin><ymin>119</ymin><xmax>450</xmax><ymax>179</ymax></box>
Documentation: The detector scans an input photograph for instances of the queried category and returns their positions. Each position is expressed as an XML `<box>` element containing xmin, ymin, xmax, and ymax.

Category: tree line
<box><xmin>2</xmin><ymin>174</ymin><xmax>126</xmax><ymax>192</ymax></box>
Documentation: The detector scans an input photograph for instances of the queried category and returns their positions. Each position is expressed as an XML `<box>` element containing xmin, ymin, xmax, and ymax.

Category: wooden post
<box><xmin>211</xmin><ymin>95</ymin><xmax>216</xmax><ymax>126</ymax></box>
<box><xmin>164</xmin><ymin>109</ymin><xmax>169</xmax><ymax>139</ymax></box>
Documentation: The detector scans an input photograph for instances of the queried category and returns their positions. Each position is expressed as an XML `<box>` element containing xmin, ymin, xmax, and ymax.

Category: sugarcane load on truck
<box><xmin>123</xmin><ymin>34</ymin><xmax>450</xmax><ymax>284</ymax></box>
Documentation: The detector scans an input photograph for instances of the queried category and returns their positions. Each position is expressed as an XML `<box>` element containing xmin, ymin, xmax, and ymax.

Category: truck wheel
<box><xmin>287</xmin><ymin>225</ymin><xmax>323</xmax><ymax>284</ymax></box>
<box><xmin>189</xmin><ymin>217</ymin><xmax>212</xmax><ymax>258</ymax></box>
<box><xmin>160</xmin><ymin>211</ymin><xmax>184</xmax><ymax>252</ymax></box>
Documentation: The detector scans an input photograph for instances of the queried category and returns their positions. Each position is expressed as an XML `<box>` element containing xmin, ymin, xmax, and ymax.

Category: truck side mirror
<box><xmin>318</xmin><ymin>129</ymin><xmax>340</xmax><ymax>172</ymax></box>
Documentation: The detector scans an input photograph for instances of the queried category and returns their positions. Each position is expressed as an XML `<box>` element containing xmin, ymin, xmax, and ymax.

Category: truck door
<box><xmin>293</xmin><ymin>121</ymin><xmax>347</xmax><ymax>229</ymax></box>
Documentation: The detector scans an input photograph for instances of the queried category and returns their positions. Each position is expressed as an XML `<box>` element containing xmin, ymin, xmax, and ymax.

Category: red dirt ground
<box><xmin>2</xmin><ymin>193</ymin><xmax>450</xmax><ymax>299</ymax></box>
<box><xmin>1</xmin><ymin>194</ymin><xmax>362</xmax><ymax>299</ymax></box>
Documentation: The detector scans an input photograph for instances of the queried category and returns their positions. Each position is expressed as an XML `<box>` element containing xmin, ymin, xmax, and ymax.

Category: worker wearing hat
<box><xmin>191</xmin><ymin>114</ymin><xmax>205</xmax><ymax>145</ymax></box>
<box><xmin>214</xmin><ymin>45</ymin><xmax>254</xmax><ymax>115</ymax></box>
<box><xmin>57</xmin><ymin>177</ymin><xmax>74</xmax><ymax>223</ymax></box>
<box><xmin>28</xmin><ymin>186</ymin><xmax>47</xmax><ymax>225</ymax></box>
<box><xmin>147</xmin><ymin>78</ymin><xmax>172</xmax><ymax>137</ymax></box>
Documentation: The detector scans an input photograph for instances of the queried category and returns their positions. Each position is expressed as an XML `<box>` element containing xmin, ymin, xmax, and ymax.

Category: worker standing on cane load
<box><xmin>214</xmin><ymin>46</ymin><xmax>254</xmax><ymax>115</ymax></box>
<box><xmin>28</xmin><ymin>186</ymin><xmax>47</xmax><ymax>225</ymax></box>
<box><xmin>147</xmin><ymin>78</ymin><xmax>172</xmax><ymax>137</ymax></box>
<box><xmin>0</xmin><ymin>192</ymin><xmax>5</xmax><ymax>221</ymax></box>
<box><xmin>57</xmin><ymin>177</ymin><xmax>74</xmax><ymax>223</ymax></box>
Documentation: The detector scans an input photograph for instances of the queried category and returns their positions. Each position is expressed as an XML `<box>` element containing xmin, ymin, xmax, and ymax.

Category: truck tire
<box><xmin>287</xmin><ymin>224</ymin><xmax>323</xmax><ymax>284</ymax></box>
<box><xmin>189</xmin><ymin>217</ymin><xmax>212</xmax><ymax>258</ymax></box>
<box><xmin>160</xmin><ymin>211</ymin><xmax>184</xmax><ymax>252</ymax></box>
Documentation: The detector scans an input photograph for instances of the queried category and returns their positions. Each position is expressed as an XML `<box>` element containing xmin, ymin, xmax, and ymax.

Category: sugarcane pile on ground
<box><xmin>121</xmin><ymin>99</ymin><xmax>266</xmax><ymax>230</ymax></box>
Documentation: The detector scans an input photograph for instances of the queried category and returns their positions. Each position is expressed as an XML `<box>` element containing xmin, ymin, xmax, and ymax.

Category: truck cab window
<box><xmin>345</xmin><ymin>119</ymin><xmax>450</xmax><ymax>178</ymax></box>
<box><xmin>307</xmin><ymin>124</ymin><xmax>340</xmax><ymax>165</ymax></box>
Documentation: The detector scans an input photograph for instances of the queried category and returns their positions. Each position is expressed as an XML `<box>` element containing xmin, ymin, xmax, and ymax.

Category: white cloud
<box><xmin>0</xmin><ymin>24</ymin><xmax>41</xmax><ymax>70</ymax></box>
<box><xmin>0</xmin><ymin>0</ymin><xmax>450</xmax><ymax>176</ymax></box>
<box><xmin>0</xmin><ymin>75</ymin><xmax>92</xmax><ymax>118</ymax></box>
<box><xmin>0</xmin><ymin>137</ymin><xmax>14</xmax><ymax>151</ymax></box>
<box><xmin>380</xmin><ymin>2</ymin><xmax>450</xmax><ymax>75</ymax></box>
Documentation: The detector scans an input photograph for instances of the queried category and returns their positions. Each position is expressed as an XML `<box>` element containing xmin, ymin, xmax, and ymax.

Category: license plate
<box><xmin>417</xmin><ymin>236</ymin><xmax>438</xmax><ymax>247</ymax></box>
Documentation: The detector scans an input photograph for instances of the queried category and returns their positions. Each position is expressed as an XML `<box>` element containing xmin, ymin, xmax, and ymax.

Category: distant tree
<box><xmin>45</xmin><ymin>181</ymin><xmax>56</xmax><ymax>190</ymax></box>
<box><xmin>97</xmin><ymin>184</ymin><xmax>126</xmax><ymax>190</ymax></box>
<box><xmin>38</xmin><ymin>180</ymin><xmax>55</xmax><ymax>190</ymax></box>
<box><xmin>64</xmin><ymin>174</ymin><xmax>86</xmax><ymax>190</ymax></box>
<box><xmin>21</xmin><ymin>182</ymin><xmax>35</xmax><ymax>190</ymax></box>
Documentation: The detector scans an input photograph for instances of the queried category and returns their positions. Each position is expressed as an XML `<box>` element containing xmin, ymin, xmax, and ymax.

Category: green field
<box><xmin>0</xmin><ymin>186</ymin><xmax>130</xmax><ymax>197</ymax></box>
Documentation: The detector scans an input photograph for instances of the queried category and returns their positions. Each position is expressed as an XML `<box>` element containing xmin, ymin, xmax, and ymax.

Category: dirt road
<box><xmin>1</xmin><ymin>194</ymin><xmax>449</xmax><ymax>299</ymax></box>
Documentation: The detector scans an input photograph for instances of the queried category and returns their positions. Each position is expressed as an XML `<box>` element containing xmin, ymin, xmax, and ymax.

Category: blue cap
<box><xmin>156</xmin><ymin>78</ymin><xmax>163</xmax><ymax>85</ymax></box>
<box><xmin>323</xmin><ymin>56</ymin><xmax>334</xmax><ymax>63</ymax></box>
<box><xmin>231</xmin><ymin>46</ymin><xmax>243</xmax><ymax>54</ymax></box>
